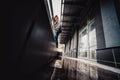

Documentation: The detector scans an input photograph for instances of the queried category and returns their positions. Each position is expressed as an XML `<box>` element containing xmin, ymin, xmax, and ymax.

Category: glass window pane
<box><xmin>90</xmin><ymin>47</ymin><xmax>96</xmax><ymax>59</ymax></box>
<box><xmin>89</xmin><ymin>21</ymin><xmax>97</xmax><ymax>59</ymax></box>
<box><xmin>80</xmin><ymin>29</ymin><xmax>88</xmax><ymax>58</ymax></box>
<box><xmin>80</xmin><ymin>49</ymin><xmax>87</xmax><ymax>57</ymax></box>
<box><xmin>89</xmin><ymin>23</ymin><xmax>96</xmax><ymax>47</ymax></box>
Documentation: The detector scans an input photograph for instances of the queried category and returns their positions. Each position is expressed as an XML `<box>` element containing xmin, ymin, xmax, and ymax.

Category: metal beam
<box><xmin>62</xmin><ymin>25</ymin><xmax>72</xmax><ymax>28</ymax></box>
<box><xmin>62</xmin><ymin>14</ymin><xmax>81</xmax><ymax>18</ymax></box>
<box><xmin>62</xmin><ymin>2</ymin><xmax>85</xmax><ymax>8</ymax></box>
<box><xmin>62</xmin><ymin>21</ymin><xmax>80</xmax><ymax>25</ymax></box>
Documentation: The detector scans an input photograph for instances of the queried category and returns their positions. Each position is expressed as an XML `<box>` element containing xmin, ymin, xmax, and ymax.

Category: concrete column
<box><xmin>100</xmin><ymin>0</ymin><xmax>120</xmax><ymax>48</ymax></box>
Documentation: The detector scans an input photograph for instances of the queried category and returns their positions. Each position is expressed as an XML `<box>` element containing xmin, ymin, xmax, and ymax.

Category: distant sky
<box><xmin>52</xmin><ymin>0</ymin><xmax>61</xmax><ymax>20</ymax></box>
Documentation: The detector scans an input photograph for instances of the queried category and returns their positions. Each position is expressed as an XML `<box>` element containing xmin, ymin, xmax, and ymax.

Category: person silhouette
<box><xmin>53</xmin><ymin>15</ymin><xmax>62</xmax><ymax>47</ymax></box>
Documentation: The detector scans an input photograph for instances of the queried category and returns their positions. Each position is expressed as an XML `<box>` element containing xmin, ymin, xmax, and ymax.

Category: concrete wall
<box><xmin>100</xmin><ymin>0</ymin><xmax>120</xmax><ymax>48</ymax></box>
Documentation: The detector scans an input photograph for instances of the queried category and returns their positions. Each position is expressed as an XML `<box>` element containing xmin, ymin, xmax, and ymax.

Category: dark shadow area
<box><xmin>1</xmin><ymin>0</ymin><xmax>57</xmax><ymax>80</ymax></box>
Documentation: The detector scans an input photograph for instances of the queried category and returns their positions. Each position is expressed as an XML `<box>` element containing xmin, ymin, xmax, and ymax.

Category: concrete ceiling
<box><xmin>60</xmin><ymin>0</ymin><xmax>91</xmax><ymax>44</ymax></box>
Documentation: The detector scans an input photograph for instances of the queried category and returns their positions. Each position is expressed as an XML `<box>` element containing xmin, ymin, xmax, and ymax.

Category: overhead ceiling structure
<box><xmin>59</xmin><ymin>0</ymin><xmax>92</xmax><ymax>44</ymax></box>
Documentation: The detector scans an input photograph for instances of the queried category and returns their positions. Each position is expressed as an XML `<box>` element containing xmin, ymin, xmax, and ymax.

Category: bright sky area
<box><xmin>52</xmin><ymin>0</ymin><xmax>61</xmax><ymax>20</ymax></box>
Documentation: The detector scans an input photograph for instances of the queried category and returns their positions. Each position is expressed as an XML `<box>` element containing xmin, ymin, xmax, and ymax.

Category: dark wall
<box><xmin>115</xmin><ymin>0</ymin><xmax>120</xmax><ymax>26</ymax></box>
<box><xmin>96</xmin><ymin>0</ymin><xmax>120</xmax><ymax>68</ymax></box>
<box><xmin>95</xmin><ymin>2</ymin><xmax>106</xmax><ymax>49</ymax></box>
<box><xmin>1</xmin><ymin>0</ymin><xmax>56</xmax><ymax>80</ymax></box>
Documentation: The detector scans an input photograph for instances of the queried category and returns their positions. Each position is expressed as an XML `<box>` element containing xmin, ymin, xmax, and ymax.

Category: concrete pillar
<box><xmin>100</xmin><ymin>0</ymin><xmax>120</xmax><ymax>48</ymax></box>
